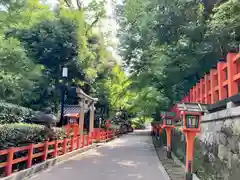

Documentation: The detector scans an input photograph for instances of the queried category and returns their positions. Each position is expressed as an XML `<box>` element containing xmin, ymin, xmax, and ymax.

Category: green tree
<box><xmin>117</xmin><ymin>0</ymin><xmax>240</xmax><ymax>114</ymax></box>
<box><xmin>0</xmin><ymin>36</ymin><xmax>42</xmax><ymax>104</ymax></box>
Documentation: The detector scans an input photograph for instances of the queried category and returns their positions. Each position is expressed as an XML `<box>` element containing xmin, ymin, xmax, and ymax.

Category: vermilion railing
<box><xmin>171</xmin><ymin>53</ymin><xmax>240</xmax><ymax>118</ymax></box>
<box><xmin>0</xmin><ymin>129</ymin><xmax>118</xmax><ymax>177</ymax></box>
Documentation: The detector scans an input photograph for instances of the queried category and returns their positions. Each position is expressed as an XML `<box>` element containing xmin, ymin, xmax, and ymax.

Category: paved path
<box><xmin>28</xmin><ymin>130</ymin><xmax>170</xmax><ymax>180</ymax></box>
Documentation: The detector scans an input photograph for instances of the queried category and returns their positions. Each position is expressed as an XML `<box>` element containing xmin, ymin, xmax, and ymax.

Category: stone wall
<box><xmin>197</xmin><ymin>104</ymin><xmax>240</xmax><ymax>180</ymax></box>
<box><xmin>171</xmin><ymin>103</ymin><xmax>240</xmax><ymax>180</ymax></box>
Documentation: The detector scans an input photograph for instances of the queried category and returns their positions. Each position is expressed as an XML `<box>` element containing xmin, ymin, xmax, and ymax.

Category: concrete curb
<box><xmin>171</xmin><ymin>152</ymin><xmax>201</xmax><ymax>180</ymax></box>
<box><xmin>1</xmin><ymin>144</ymin><xmax>96</xmax><ymax>180</ymax></box>
<box><xmin>152</xmin><ymin>138</ymin><xmax>171</xmax><ymax>180</ymax></box>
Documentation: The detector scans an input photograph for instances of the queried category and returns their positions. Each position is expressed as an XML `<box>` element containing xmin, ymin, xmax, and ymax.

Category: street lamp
<box><xmin>59</xmin><ymin>67</ymin><xmax>68</xmax><ymax>126</ymax></box>
<box><xmin>62</xmin><ymin>67</ymin><xmax>68</xmax><ymax>78</ymax></box>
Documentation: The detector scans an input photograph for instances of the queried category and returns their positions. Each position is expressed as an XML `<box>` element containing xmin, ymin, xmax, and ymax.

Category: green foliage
<box><xmin>0</xmin><ymin>123</ymin><xmax>67</xmax><ymax>150</ymax></box>
<box><xmin>0</xmin><ymin>36</ymin><xmax>42</xmax><ymax>104</ymax></box>
<box><xmin>118</xmin><ymin>0</ymin><xmax>240</xmax><ymax>112</ymax></box>
<box><xmin>206</xmin><ymin>0</ymin><xmax>240</xmax><ymax>55</ymax></box>
<box><xmin>0</xmin><ymin>0</ymin><xmax>55</xmax><ymax>32</ymax></box>
<box><xmin>131</xmin><ymin>116</ymin><xmax>152</xmax><ymax>129</ymax></box>
<box><xmin>0</xmin><ymin>101</ymin><xmax>36</xmax><ymax>124</ymax></box>
<box><xmin>0</xmin><ymin>0</ymin><xmax>124</xmax><ymax>114</ymax></box>
<box><xmin>11</xmin><ymin>18</ymin><xmax>83</xmax><ymax>83</ymax></box>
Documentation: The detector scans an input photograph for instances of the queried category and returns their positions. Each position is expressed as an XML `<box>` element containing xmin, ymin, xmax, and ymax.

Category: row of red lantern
<box><xmin>152</xmin><ymin>110</ymin><xmax>202</xmax><ymax>180</ymax></box>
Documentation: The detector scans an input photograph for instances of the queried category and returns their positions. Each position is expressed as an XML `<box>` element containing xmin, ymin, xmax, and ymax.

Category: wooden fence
<box><xmin>171</xmin><ymin>52</ymin><xmax>240</xmax><ymax>118</ymax></box>
<box><xmin>0</xmin><ymin>130</ymin><xmax>118</xmax><ymax>177</ymax></box>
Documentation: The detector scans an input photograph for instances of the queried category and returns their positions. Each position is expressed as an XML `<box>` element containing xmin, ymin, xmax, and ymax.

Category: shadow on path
<box><xmin>28</xmin><ymin>130</ymin><xmax>169</xmax><ymax>180</ymax></box>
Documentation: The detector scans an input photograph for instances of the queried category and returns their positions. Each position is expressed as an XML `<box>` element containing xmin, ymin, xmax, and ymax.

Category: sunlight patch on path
<box><xmin>117</xmin><ymin>160</ymin><xmax>139</xmax><ymax>167</ymax></box>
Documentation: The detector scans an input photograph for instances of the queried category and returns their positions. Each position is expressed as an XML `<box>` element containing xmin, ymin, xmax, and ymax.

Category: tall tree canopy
<box><xmin>0</xmin><ymin>0</ymin><xmax>124</xmax><ymax>114</ymax></box>
<box><xmin>117</xmin><ymin>0</ymin><xmax>240</xmax><ymax>113</ymax></box>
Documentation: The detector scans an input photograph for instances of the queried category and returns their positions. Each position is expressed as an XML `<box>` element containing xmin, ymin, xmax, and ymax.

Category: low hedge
<box><xmin>0</xmin><ymin>123</ymin><xmax>67</xmax><ymax>150</ymax></box>
<box><xmin>0</xmin><ymin>101</ymin><xmax>36</xmax><ymax>124</ymax></box>
<box><xmin>0</xmin><ymin>123</ymin><xmax>68</xmax><ymax>177</ymax></box>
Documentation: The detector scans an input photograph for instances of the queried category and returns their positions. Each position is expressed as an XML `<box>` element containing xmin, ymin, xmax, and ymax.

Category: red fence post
<box><xmin>196</xmin><ymin>82</ymin><xmax>200</xmax><ymax>102</ymax></box>
<box><xmin>210</xmin><ymin>69</ymin><xmax>215</xmax><ymax>104</ymax></box>
<box><xmin>42</xmin><ymin>141</ymin><xmax>48</xmax><ymax>161</ymax></box>
<box><xmin>27</xmin><ymin>144</ymin><xmax>34</xmax><ymax>168</ymax></box>
<box><xmin>96</xmin><ymin>130</ymin><xmax>100</xmax><ymax>142</ymax></box>
<box><xmin>88</xmin><ymin>133</ymin><xmax>91</xmax><ymax>145</ymax></box>
<box><xmin>53</xmin><ymin>140</ymin><xmax>58</xmax><ymax>157</ymax></box>
<box><xmin>227</xmin><ymin>53</ymin><xmax>238</xmax><ymax>96</ymax></box>
<box><xmin>70</xmin><ymin>136</ymin><xmax>74</xmax><ymax>151</ymax></box>
<box><xmin>192</xmin><ymin>86</ymin><xmax>196</xmax><ymax>102</ymax></box>
<box><xmin>204</xmin><ymin>74</ymin><xmax>207</xmax><ymax>104</ymax></box>
<box><xmin>217</xmin><ymin>62</ymin><xmax>226</xmax><ymax>100</ymax></box>
<box><xmin>199</xmin><ymin>79</ymin><xmax>203</xmax><ymax>103</ymax></box>
<box><xmin>206</xmin><ymin>74</ymin><xmax>211</xmax><ymax>104</ymax></box>
<box><xmin>63</xmin><ymin>138</ymin><xmax>67</xmax><ymax>154</ymax></box>
<box><xmin>77</xmin><ymin>135</ymin><xmax>80</xmax><ymax>149</ymax></box>
<box><xmin>86</xmin><ymin>135</ymin><xmax>89</xmax><ymax>146</ymax></box>
<box><xmin>5</xmin><ymin>148</ymin><xmax>14</xmax><ymax>176</ymax></box>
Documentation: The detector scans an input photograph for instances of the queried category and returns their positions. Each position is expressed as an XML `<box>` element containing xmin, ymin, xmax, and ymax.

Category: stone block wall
<box><xmin>171</xmin><ymin>104</ymin><xmax>240</xmax><ymax>180</ymax></box>
<box><xmin>198</xmin><ymin>105</ymin><xmax>240</xmax><ymax>180</ymax></box>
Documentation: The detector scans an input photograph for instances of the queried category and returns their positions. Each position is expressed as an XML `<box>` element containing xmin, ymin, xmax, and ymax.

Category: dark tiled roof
<box><xmin>63</xmin><ymin>105</ymin><xmax>89</xmax><ymax>115</ymax></box>
<box><xmin>63</xmin><ymin>105</ymin><xmax>81</xmax><ymax>115</ymax></box>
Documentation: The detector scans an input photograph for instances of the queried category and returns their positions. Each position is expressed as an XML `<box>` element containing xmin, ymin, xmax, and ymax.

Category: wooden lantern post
<box><xmin>158</xmin><ymin>124</ymin><xmax>163</xmax><ymax>144</ymax></box>
<box><xmin>161</xmin><ymin>115</ymin><xmax>175</xmax><ymax>158</ymax></box>
<box><xmin>180</xmin><ymin>111</ymin><xmax>201</xmax><ymax>180</ymax></box>
<box><xmin>176</xmin><ymin>102</ymin><xmax>208</xmax><ymax>180</ymax></box>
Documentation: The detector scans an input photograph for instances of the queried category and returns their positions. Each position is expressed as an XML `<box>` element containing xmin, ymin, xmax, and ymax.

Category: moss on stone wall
<box><xmin>170</xmin><ymin>128</ymin><xmax>240</xmax><ymax>180</ymax></box>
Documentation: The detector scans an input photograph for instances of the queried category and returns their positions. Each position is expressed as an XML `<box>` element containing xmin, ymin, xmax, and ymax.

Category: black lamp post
<box><xmin>59</xmin><ymin>67</ymin><xmax>68</xmax><ymax>126</ymax></box>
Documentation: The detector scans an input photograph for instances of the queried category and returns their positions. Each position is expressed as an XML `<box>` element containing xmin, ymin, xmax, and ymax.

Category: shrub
<box><xmin>0</xmin><ymin>101</ymin><xmax>36</xmax><ymax>124</ymax></box>
<box><xmin>0</xmin><ymin>123</ymin><xmax>68</xmax><ymax>176</ymax></box>
<box><xmin>0</xmin><ymin>123</ymin><xmax>67</xmax><ymax>150</ymax></box>
<box><xmin>131</xmin><ymin>117</ymin><xmax>147</xmax><ymax>129</ymax></box>
<box><xmin>132</xmin><ymin>122</ymin><xmax>145</xmax><ymax>129</ymax></box>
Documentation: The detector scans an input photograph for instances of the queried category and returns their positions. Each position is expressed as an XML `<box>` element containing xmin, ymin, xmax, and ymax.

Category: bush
<box><xmin>132</xmin><ymin>122</ymin><xmax>145</xmax><ymax>129</ymax></box>
<box><xmin>131</xmin><ymin>117</ymin><xmax>147</xmax><ymax>129</ymax></box>
<box><xmin>0</xmin><ymin>123</ymin><xmax>68</xmax><ymax>176</ymax></box>
<box><xmin>0</xmin><ymin>123</ymin><xmax>67</xmax><ymax>150</ymax></box>
<box><xmin>0</xmin><ymin>101</ymin><xmax>36</xmax><ymax>124</ymax></box>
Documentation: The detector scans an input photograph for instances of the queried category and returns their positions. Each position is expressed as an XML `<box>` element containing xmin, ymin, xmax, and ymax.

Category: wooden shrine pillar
<box><xmin>79</xmin><ymin>100</ymin><xmax>85</xmax><ymax>135</ymax></box>
<box><xmin>76</xmin><ymin>87</ymin><xmax>98</xmax><ymax>135</ymax></box>
<box><xmin>89</xmin><ymin>103</ymin><xmax>95</xmax><ymax>134</ymax></box>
